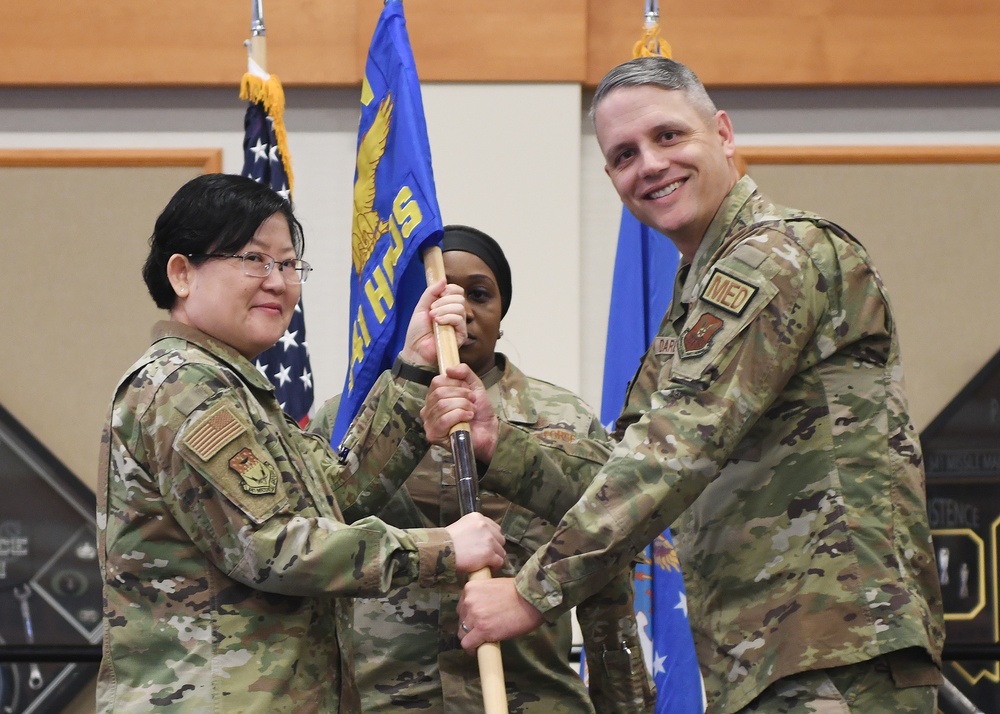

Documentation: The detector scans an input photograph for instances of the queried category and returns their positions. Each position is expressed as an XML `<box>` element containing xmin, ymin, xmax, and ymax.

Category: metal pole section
<box><xmin>247</xmin><ymin>0</ymin><xmax>267</xmax><ymax>71</ymax></box>
<box><xmin>644</xmin><ymin>0</ymin><xmax>659</xmax><ymax>26</ymax></box>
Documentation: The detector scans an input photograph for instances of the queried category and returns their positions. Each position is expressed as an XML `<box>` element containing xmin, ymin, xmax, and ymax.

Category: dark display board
<box><xmin>0</xmin><ymin>404</ymin><xmax>100</xmax><ymax>712</ymax></box>
<box><xmin>924</xmin><ymin>349</ymin><xmax>1000</xmax><ymax>712</ymax></box>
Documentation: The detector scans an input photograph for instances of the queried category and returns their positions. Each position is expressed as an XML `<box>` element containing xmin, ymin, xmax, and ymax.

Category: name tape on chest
<box><xmin>700</xmin><ymin>268</ymin><xmax>758</xmax><ymax>316</ymax></box>
<box><xmin>538</xmin><ymin>428</ymin><xmax>575</xmax><ymax>443</ymax></box>
<box><xmin>653</xmin><ymin>336</ymin><xmax>677</xmax><ymax>356</ymax></box>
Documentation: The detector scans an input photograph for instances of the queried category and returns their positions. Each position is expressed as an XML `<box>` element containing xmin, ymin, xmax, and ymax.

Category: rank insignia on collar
<box><xmin>679</xmin><ymin>313</ymin><xmax>724</xmax><ymax>359</ymax></box>
<box><xmin>700</xmin><ymin>268</ymin><xmax>758</xmax><ymax>316</ymax></box>
<box><xmin>229</xmin><ymin>447</ymin><xmax>278</xmax><ymax>495</ymax></box>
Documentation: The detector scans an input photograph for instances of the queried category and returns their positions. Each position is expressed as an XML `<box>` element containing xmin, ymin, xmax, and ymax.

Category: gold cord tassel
<box><xmin>633</xmin><ymin>22</ymin><xmax>673</xmax><ymax>59</ymax></box>
<box><xmin>240</xmin><ymin>73</ymin><xmax>296</xmax><ymax>196</ymax></box>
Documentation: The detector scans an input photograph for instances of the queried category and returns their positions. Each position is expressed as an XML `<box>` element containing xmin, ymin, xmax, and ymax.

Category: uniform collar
<box><xmin>486</xmin><ymin>354</ymin><xmax>539</xmax><ymax>426</ymax></box>
<box><xmin>680</xmin><ymin>175</ymin><xmax>759</xmax><ymax>304</ymax></box>
<box><xmin>151</xmin><ymin>320</ymin><xmax>276</xmax><ymax>393</ymax></box>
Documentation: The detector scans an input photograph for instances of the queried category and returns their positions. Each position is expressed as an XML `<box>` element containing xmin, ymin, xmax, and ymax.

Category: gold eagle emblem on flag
<box><xmin>352</xmin><ymin>93</ymin><xmax>394</xmax><ymax>275</ymax></box>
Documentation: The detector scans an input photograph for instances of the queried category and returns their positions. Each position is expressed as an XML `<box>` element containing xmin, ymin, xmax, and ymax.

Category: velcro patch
<box><xmin>679</xmin><ymin>313</ymin><xmax>724</xmax><ymax>359</ymax></box>
<box><xmin>653</xmin><ymin>336</ymin><xmax>676</xmax><ymax>356</ymax></box>
<box><xmin>539</xmin><ymin>428</ymin><xmax>575</xmax><ymax>444</ymax></box>
<box><xmin>228</xmin><ymin>447</ymin><xmax>278</xmax><ymax>495</ymax></box>
<box><xmin>184</xmin><ymin>404</ymin><xmax>246</xmax><ymax>462</ymax></box>
<box><xmin>700</xmin><ymin>269</ymin><xmax>758</xmax><ymax>316</ymax></box>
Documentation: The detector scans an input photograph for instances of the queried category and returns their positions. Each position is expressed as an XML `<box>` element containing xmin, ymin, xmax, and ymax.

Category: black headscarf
<box><xmin>441</xmin><ymin>224</ymin><xmax>512</xmax><ymax>318</ymax></box>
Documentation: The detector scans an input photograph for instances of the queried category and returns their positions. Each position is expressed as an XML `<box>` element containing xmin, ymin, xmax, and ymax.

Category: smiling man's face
<box><xmin>596</xmin><ymin>84</ymin><xmax>739</xmax><ymax>258</ymax></box>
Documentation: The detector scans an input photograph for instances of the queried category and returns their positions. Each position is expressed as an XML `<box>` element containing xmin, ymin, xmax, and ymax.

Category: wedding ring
<box><xmin>461</xmin><ymin>621</ymin><xmax>471</xmax><ymax>633</ymax></box>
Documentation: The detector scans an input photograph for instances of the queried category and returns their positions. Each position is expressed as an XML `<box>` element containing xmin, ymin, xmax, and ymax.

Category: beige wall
<box><xmin>743</xmin><ymin>159</ymin><xmax>1000</xmax><ymax>432</ymax></box>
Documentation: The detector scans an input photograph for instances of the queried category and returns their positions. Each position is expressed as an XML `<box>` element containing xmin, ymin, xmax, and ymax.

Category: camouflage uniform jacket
<box><xmin>310</xmin><ymin>354</ymin><xmax>654</xmax><ymax>714</ymax></box>
<box><xmin>483</xmin><ymin>177</ymin><xmax>945</xmax><ymax>713</ymax></box>
<box><xmin>96</xmin><ymin>321</ymin><xmax>460</xmax><ymax>714</ymax></box>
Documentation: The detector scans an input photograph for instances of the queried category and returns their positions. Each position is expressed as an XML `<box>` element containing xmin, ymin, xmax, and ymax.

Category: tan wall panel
<box><xmin>740</xmin><ymin>146</ymin><xmax>1000</xmax><ymax>432</ymax></box>
<box><xmin>6</xmin><ymin>0</ymin><xmax>1000</xmax><ymax>86</ymax></box>
<box><xmin>0</xmin><ymin>150</ymin><xmax>219</xmax><ymax>491</ymax></box>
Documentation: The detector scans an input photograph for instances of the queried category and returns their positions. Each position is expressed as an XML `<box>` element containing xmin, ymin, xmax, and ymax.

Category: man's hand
<box><xmin>422</xmin><ymin>363</ymin><xmax>499</xmax><ymax>461</ymax></box>
<box><xmin>445</xmin><ymin>512</ymin><xmax>506</xmax><ymax>574</ymax></box>
<box><xmin>456</xmin><ymin>577</ymin><xmax>545</xmax><ymax>651</ymax></box>
<box><xmin>399</xmin><ymin>279</ymin><xmax>467</xmax><ymax>368</ymax></box>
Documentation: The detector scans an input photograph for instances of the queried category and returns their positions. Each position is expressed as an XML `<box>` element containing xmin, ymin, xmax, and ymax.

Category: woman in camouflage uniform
<box><xmin>96</xmin><ymin>174</ymin><xmax>506</xmax><ymax>713</ymax></box>
<box><xmin>311</xmin><ymin>225</ymin><xmax>654</xmax><ymax>714</ymax></box>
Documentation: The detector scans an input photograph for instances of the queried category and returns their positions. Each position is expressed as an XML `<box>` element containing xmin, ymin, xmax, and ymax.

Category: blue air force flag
<box><xmin>330</xmin><ymin>0</ymin><xmax>444</xmax><ymax>448</ymax></box>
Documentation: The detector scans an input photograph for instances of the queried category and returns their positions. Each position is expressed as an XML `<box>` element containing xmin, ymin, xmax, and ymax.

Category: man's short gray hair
<box><xmin>590</xmin><ymin>57</ymin><xmax>718</xmax><ymax>122</ymax></box>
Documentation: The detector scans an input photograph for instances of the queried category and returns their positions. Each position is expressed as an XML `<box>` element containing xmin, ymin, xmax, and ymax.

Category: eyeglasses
<box><xmin>188</xmin><ymin>251</ymin><xmax>312</xmax><ymax>284</ymax></box>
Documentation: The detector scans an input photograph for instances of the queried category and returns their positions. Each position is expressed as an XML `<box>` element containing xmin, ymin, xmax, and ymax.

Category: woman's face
<box><xmin>170</xmin><ymin>213</ymin><xmax>300</xmax><ymax>360</ymax></box>
<box><xmin>443</xmin><ymin>250</ymin><xmax>503</xmax><ymax>377</ymax></box>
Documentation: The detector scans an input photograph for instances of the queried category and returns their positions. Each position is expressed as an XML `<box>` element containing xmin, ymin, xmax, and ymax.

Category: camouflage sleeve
<box><xmin>307</xmin><ymin>394</ymin><xmax>341</xmax><ymax>439</ymax></box>
<box><xmin>577</xmin><ymin>566</ymin><xmax>657</xmax><ymax>713</ymax></box>
<box><xmin>509</xmin><ymin>231</ymin><xmax>828</xmax><ymax>615</ymax></box>
<box><xmin>308</xmin><ymin>390</ymin><xmax>429</xmax><ymax>529</ymax></box>
<box><xmin>160</xmin><ymin>365</ymin><xmax>456</xmax><ymax>597</ymax></box>
<box><xmin>300</xmin><ymin>371</ymin><xmax>432</xmax><ymax>523</ymax></box>
<box><xmin>573</xmin><ymin>411</ymin><xmax>656</xmax><ymax>712</ymax></box>
<box><xmin>483</xmin><ymin>420</ymin><xmax>610</xmax><ymax>524</ymax></box>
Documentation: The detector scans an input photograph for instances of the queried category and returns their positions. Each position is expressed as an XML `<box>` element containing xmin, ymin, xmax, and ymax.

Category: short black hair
<box><xmin>142</xmin><ymin>173</ymin><xmax>304</xmax><ymax>310</ymax></box>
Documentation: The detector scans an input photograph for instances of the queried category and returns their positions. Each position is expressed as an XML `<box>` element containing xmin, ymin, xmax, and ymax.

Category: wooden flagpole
<box><xmin>423</xmin><ymin>245</ymin><xmax>509</xmax><ymax>713</ymax></box>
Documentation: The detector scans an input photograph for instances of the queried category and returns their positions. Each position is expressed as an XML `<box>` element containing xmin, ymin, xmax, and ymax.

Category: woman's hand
<box><xmin>445</xmin><ymin>512</ymin><xmax>506</xmax><ymax>574</ymax></box>
<box><xmin>398</xmin><ymin>279</ymin><xmax>467</xmax><ymax>368</ymax></box>
<box><xmin>422</xmin><ymin>364</ymin><xmax>499</xmax><ymax>462</ymax></box>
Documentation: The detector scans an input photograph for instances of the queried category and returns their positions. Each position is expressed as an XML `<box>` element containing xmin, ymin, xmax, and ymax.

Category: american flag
<box><xmin>240</xmin><ymin>72</ymin><xmax>314</xmax><ymax>426</ymax></box>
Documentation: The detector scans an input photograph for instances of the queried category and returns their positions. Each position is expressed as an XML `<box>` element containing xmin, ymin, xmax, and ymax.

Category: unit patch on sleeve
<box><xmin>183</xmin><ymin>404</ymin><xmax>247</xmax><ymax>461</ymax></box>
<box><xmin>229</xmin><ymin>447</ymin><xmax>278</xmax><ymax>495</ymax></box>
<box><xmin>700</xmin><ymin>268</ymin><xmax>758</xmax><ymax>316</ymax></box>
<box><xmin>679</xmin><ymin>313</ymin><xmax>724</xmax><ymax>359</ymax></box>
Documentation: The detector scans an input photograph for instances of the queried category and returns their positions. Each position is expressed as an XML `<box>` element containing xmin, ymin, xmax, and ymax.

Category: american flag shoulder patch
<box><xmin>184</xmin><ymin>404</ymin><xmax>246</xmax><ymax>462</ymax></box>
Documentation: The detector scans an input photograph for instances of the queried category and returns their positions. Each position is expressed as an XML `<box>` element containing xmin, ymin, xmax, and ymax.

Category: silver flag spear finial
<box><xmin>252</xmin><ymin>0</ymin><xmax>266</xmax><ymax>37</ymax></box>
<box><xmin>644</xmin><ymin>0</ymin><xmax>659</xmax><ymax>27</ymax></box>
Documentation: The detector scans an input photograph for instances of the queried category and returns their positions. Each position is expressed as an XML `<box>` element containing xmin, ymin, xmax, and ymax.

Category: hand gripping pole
<box><xmin>422</xmin><ymin>245</ymin><xmax>508</xmax><ymax>713</ymax></box>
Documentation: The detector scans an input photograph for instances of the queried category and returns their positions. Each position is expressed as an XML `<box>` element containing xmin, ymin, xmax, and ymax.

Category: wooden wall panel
<box><xmin>587</xmin><ymin>0</ymin><xmax>1000</xmax><ymax>86</ymax></box>
<box><xmin>356</xmin><ymin>0</ymin><xmax>587</xmax><ymax>82</ymax></box>
<box><xmin>4</xmin><ymin>0</ymin><xmax>999</xmax><ymax>87</ymax></box>
<box><xmin>5</xmin><ymin>0</ymin><xmax>356</xmax><ymax>86</ymax></box>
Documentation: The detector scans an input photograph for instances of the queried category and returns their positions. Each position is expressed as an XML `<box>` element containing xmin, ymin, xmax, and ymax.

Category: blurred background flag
<box><xmin>589</xmin><ymin>3</ymin><xmax>705</xmax><ymax>711</ymax></box>
<box><xmin>330</xmin><ymin>0</ymin><xmax>444</xmax><ymax>449</ymax></box>
<box><xmin>239</xmin><ymin>0</ymin><xmax>315</xmax><ymax>427</ymax></box>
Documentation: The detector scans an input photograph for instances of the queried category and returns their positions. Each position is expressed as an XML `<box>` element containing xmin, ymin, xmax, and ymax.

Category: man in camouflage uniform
<box><xmin>452</xmin><ymin>57</ymin><xmax>945</xmax><ymax>713</ymax></box>
<box><xmin>310</xmin><ymin>225</ymin><xmax>654</xmax><ymax>713</ymax></box>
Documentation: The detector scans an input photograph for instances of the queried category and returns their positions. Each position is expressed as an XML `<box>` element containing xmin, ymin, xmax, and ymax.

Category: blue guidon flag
<box><xmin>330</xmin><ymin>0</ymin><xmax>444</xmax><ymax>449</ymax></box>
